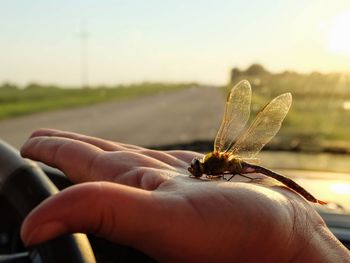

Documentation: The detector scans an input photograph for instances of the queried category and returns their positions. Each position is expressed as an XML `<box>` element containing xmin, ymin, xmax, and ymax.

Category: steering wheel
<box><xmin>0</xmin><ymin>140</ymin><xmax>96</xmax><ymax>263</ymax></box>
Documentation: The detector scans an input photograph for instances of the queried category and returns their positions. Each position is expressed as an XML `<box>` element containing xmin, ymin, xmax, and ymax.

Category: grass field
<box><xmin>230</xmin><ymin>68</ymin><xmax>350</xmax><ymax>153</ymax></box>
<box><xmin>0</xmin><ymin>82</ymin><xmax>195</xmax><ymax>120</ymax></box>
<box><xmin>1</xmin><ymin>68</ymin><xmax>350</xmax><ymax>153</ymax></box>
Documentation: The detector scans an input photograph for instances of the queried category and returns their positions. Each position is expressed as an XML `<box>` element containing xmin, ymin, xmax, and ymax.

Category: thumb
<box><xmin>21</xmin><ymin>182</ymin><xmax>162</xmax><ymax>248</ymax></box>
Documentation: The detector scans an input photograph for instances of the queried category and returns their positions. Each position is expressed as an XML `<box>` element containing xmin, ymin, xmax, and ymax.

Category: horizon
<box><xmin>1</xmin><ymin>1</ymin><xmax>350</xmax><ymax>86</ymax></box>
<box><xmin>2</xmin><ymin>63</ymin><xmax>350</xmax><ymax>88</ymax></box>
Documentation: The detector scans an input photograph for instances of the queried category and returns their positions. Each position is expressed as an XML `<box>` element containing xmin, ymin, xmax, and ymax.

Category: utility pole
<box><xmin>79</xmin><ymin>21</ymin><xmax>89</xmax><ymax>88</ymax></box>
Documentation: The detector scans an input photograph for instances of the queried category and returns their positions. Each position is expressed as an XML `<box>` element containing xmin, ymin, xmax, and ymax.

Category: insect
<box><xmin>188</xmin><ymin>80</ymin><xmax>326</xmax><ymax>205</ymax></box>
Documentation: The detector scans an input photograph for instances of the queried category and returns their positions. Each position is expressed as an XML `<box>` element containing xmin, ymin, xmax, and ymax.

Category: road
<box><xmin>0</xmin><ymin>86</ymin><xmax>225</xmax><ymax>149</ymax></box>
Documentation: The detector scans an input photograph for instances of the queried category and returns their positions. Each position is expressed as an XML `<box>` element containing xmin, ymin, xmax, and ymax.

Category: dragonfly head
<box><xmin>188</xmin><ymin>157</ymin><xmax>203</xmax><ymax>177</ymax></box>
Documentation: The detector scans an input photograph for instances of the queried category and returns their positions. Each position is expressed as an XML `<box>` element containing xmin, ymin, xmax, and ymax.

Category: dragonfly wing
<box><xmin>241</xmin><ymin>157</ymin><xmax>260</xmax><ymax>165</ymax></box>
<box><xmin>228</xmin><ymin>93</ymin><xmax>292</xmax><ymax>158</ymax></box>
<box><xmin>214</xmin><ymin>80</ymin><xmax>251</xmax><ymax>152</ymax></box>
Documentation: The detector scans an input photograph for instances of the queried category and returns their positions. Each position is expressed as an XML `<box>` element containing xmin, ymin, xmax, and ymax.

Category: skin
<box><xmin>20</xmin><ymin>128</ymin><xmax>350</xmax><ymax>263</ymax></box>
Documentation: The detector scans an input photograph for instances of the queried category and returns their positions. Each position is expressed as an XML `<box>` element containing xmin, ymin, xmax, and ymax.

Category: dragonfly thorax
<box><xmin>188</xmin><ymin>152</ymin><xmax>243</xmax><ymax>177</ymax></box>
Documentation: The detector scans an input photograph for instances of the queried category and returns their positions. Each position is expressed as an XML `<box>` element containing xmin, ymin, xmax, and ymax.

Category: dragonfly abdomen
<box><xmin>242</xmin><ymin>163</ymin><xmax>327</xmax><ymax>205</ymax></box>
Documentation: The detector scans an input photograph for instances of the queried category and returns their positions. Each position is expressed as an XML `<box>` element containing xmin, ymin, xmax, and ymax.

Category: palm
<box><xmin>20</xmin><ymin>129</ymin><xmax>325</xmax><ymax>263</ymax></box>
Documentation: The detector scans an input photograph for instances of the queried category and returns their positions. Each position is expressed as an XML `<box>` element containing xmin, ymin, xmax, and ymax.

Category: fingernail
<box><xmin>24</xmin><ymin>221</ymin><xmax>67</xmax><ymax>246</ymax></box>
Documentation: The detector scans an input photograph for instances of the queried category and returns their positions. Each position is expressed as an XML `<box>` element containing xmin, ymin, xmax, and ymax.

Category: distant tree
<box><xmin>26</xmin><ymin>82</ymin><xmax>41</xmax><ymax>90</ymax></box>
<box><xmin>1</xmin><ymin>82</ymin><xmax>18</xmax><ymax>90</ymax></box>
<box><xmin>245</xmin><ymin>64</ymin><xmax>269</xmax><ymax>75</ymax></box>
<box><xmin>230</xmin><ymin>67</ymin><xmax>242</xmax><ymax>82</ymax></box>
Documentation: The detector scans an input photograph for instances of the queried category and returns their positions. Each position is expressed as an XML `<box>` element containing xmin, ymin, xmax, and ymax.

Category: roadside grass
<box><xmin>0</xmin><ymin>83</ymin><xmax>195</xmax><ymax>120</ymax></box>
<box><xmin>229</xmin><ymin>72</ymin><xmax>350</xmax><ymax>153</ymax></box>
<box><xmin>2</xmin><ymin>73</ymin><xmax>349</xmax><ymax>153</ymax></box>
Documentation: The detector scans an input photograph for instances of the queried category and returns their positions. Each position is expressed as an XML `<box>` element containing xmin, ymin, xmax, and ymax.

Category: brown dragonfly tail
<box><xmin>242</xmin><ymin>163</ymin><xmax>327</xmax><ymax>205</ymax></box>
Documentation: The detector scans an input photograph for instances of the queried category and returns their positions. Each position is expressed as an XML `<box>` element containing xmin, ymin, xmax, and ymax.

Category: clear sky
<box><xmin>1</xmin><ymin>0</ymin><xmax>350</xmax><ymax>86</ymax></box>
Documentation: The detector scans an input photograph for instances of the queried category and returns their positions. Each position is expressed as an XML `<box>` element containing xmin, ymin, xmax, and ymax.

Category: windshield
<box><xmin>0</xmin><ymin>1</ymin><xmax>350</xmax><ymax>174</ymax></box>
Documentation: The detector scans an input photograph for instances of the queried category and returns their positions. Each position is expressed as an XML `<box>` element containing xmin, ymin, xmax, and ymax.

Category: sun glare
<box><xmin>330</xmin><ymin>182</ymin><xmax>350</xmax><ymax>195</ymax></box>
<box><xmin>327</xmin><ymin>11</ymin><xmax>350</xmax><ymax>54</ymax></box>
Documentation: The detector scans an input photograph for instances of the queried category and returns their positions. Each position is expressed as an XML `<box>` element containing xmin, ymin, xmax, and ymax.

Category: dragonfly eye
<box><xmin>188</xmin><ymin>158</ymin><xmax>202</xmax><ymax>177</ymax></box>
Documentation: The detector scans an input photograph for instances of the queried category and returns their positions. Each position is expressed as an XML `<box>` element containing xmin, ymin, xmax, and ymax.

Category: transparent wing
<box><xmin>241</xmin><ymin>157</ymin><xmax>260</xmax><ymax>164</ymax></box>
<box><xmin>228</xmin><ymin>93</ymin><xmax>292</xmax><ymax>158</ymax></box>
<box><xmin>214</xmin><ymin>80</ymin><xmax>251</xmax><ymax>152</ymax></box>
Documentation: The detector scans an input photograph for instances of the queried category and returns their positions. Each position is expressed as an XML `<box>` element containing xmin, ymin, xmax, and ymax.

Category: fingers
<box><xmin>26</xmin><ymin>129</ymin><xmax>195</xmax><ymax>170</ymax></box>
<box><xmin>21</xmin><ymin>136</ymin><xmax>104</xmax><ymax>182</ymax></box>
<box><xmin>20</xmin><ymin>182</ymin><xmax>164</xmax><ymax>249</ymax></box>
<box><xmin>166</xmin><ymin>150</ymin><xmax>203</xmax><ymax>163</ymax></box>
<box><xmin>29</xmin><ymin>128</ymin><xmax>145</xmax><ymax>151</ymax></box>
<box><xmin>137</xmin><ymin>149</ymin><xmax>190</xmax><ymax>169</ymax></box>
<box><xmin>21</xmin><ymin>136</ymin><xmax>178</xmax><ymax>185</ymax></box>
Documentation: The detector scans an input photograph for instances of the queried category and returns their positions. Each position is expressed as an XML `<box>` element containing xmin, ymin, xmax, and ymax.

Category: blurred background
<box><xmin>0</xmin><ymin>1</ymin><xmax>350</xmax><ymax>175</ymax></box>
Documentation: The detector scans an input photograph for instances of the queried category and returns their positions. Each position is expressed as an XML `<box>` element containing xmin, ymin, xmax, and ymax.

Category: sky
<box><xmin>1</xmin><ymin>0</ymin><xmax>350</xmax><ymax>86</ymax></box>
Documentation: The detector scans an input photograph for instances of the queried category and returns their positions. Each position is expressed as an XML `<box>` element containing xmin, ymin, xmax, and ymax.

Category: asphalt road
<box><xmin>0</xmin><ymin>86</ymin><xmax>225</xmax><ymax>149</ymax></box>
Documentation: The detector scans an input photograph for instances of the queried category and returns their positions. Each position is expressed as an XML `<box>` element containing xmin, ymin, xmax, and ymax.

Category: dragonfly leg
<box><xmin>238</xmin><ymin>173</ymin><xmax>253</xmax><ymax>180</ymax></box>
<box><xmin>226</xmin><ymin>174</ymin><xmax>236</xmax><ymax>181</ymax></box>
<box><xmin>226</xmin><ymin>173</ymin><xmax>254</xmax><ymax>181</ymax></box>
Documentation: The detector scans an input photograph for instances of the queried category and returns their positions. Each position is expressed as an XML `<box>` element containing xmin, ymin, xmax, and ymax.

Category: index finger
<box><xmin>21</xmin><ymin>136</ymin><xmax>103</xmax><ymax>183</ymax></box>
<box><xmin>29</xmin><ymin>128</ymin><xmax>145</xmax><ymax>151</ymax></box>
<box><xmin>20</xmin><ymin>136</ymin><xmax>177</xmax><ymax>185</ymax></box>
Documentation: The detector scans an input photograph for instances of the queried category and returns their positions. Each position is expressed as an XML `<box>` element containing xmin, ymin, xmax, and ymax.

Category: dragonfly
<box><xmin>188</xmin><ymin>80</ymin><xmax>326</xmax><ymax>205</ymax></box>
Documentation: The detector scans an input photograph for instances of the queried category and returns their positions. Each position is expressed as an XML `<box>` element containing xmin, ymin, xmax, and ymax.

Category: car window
<box><xmin>0</xmin><ymin>1</ymin><xmax>349</xmax><ymax>175</ymax></box>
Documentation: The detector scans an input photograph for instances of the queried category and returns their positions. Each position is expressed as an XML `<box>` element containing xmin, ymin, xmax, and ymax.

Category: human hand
<box><xmin>20</xmin><ymin>129</ymin><xmax>350</xmax><ymax>263</ymax></box>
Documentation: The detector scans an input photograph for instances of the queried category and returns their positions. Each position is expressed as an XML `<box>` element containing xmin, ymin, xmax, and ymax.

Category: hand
<box><xmin>20</xmin><ymin>129</ymin><xmax>350</xmax><ymax>263</ymax></box>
